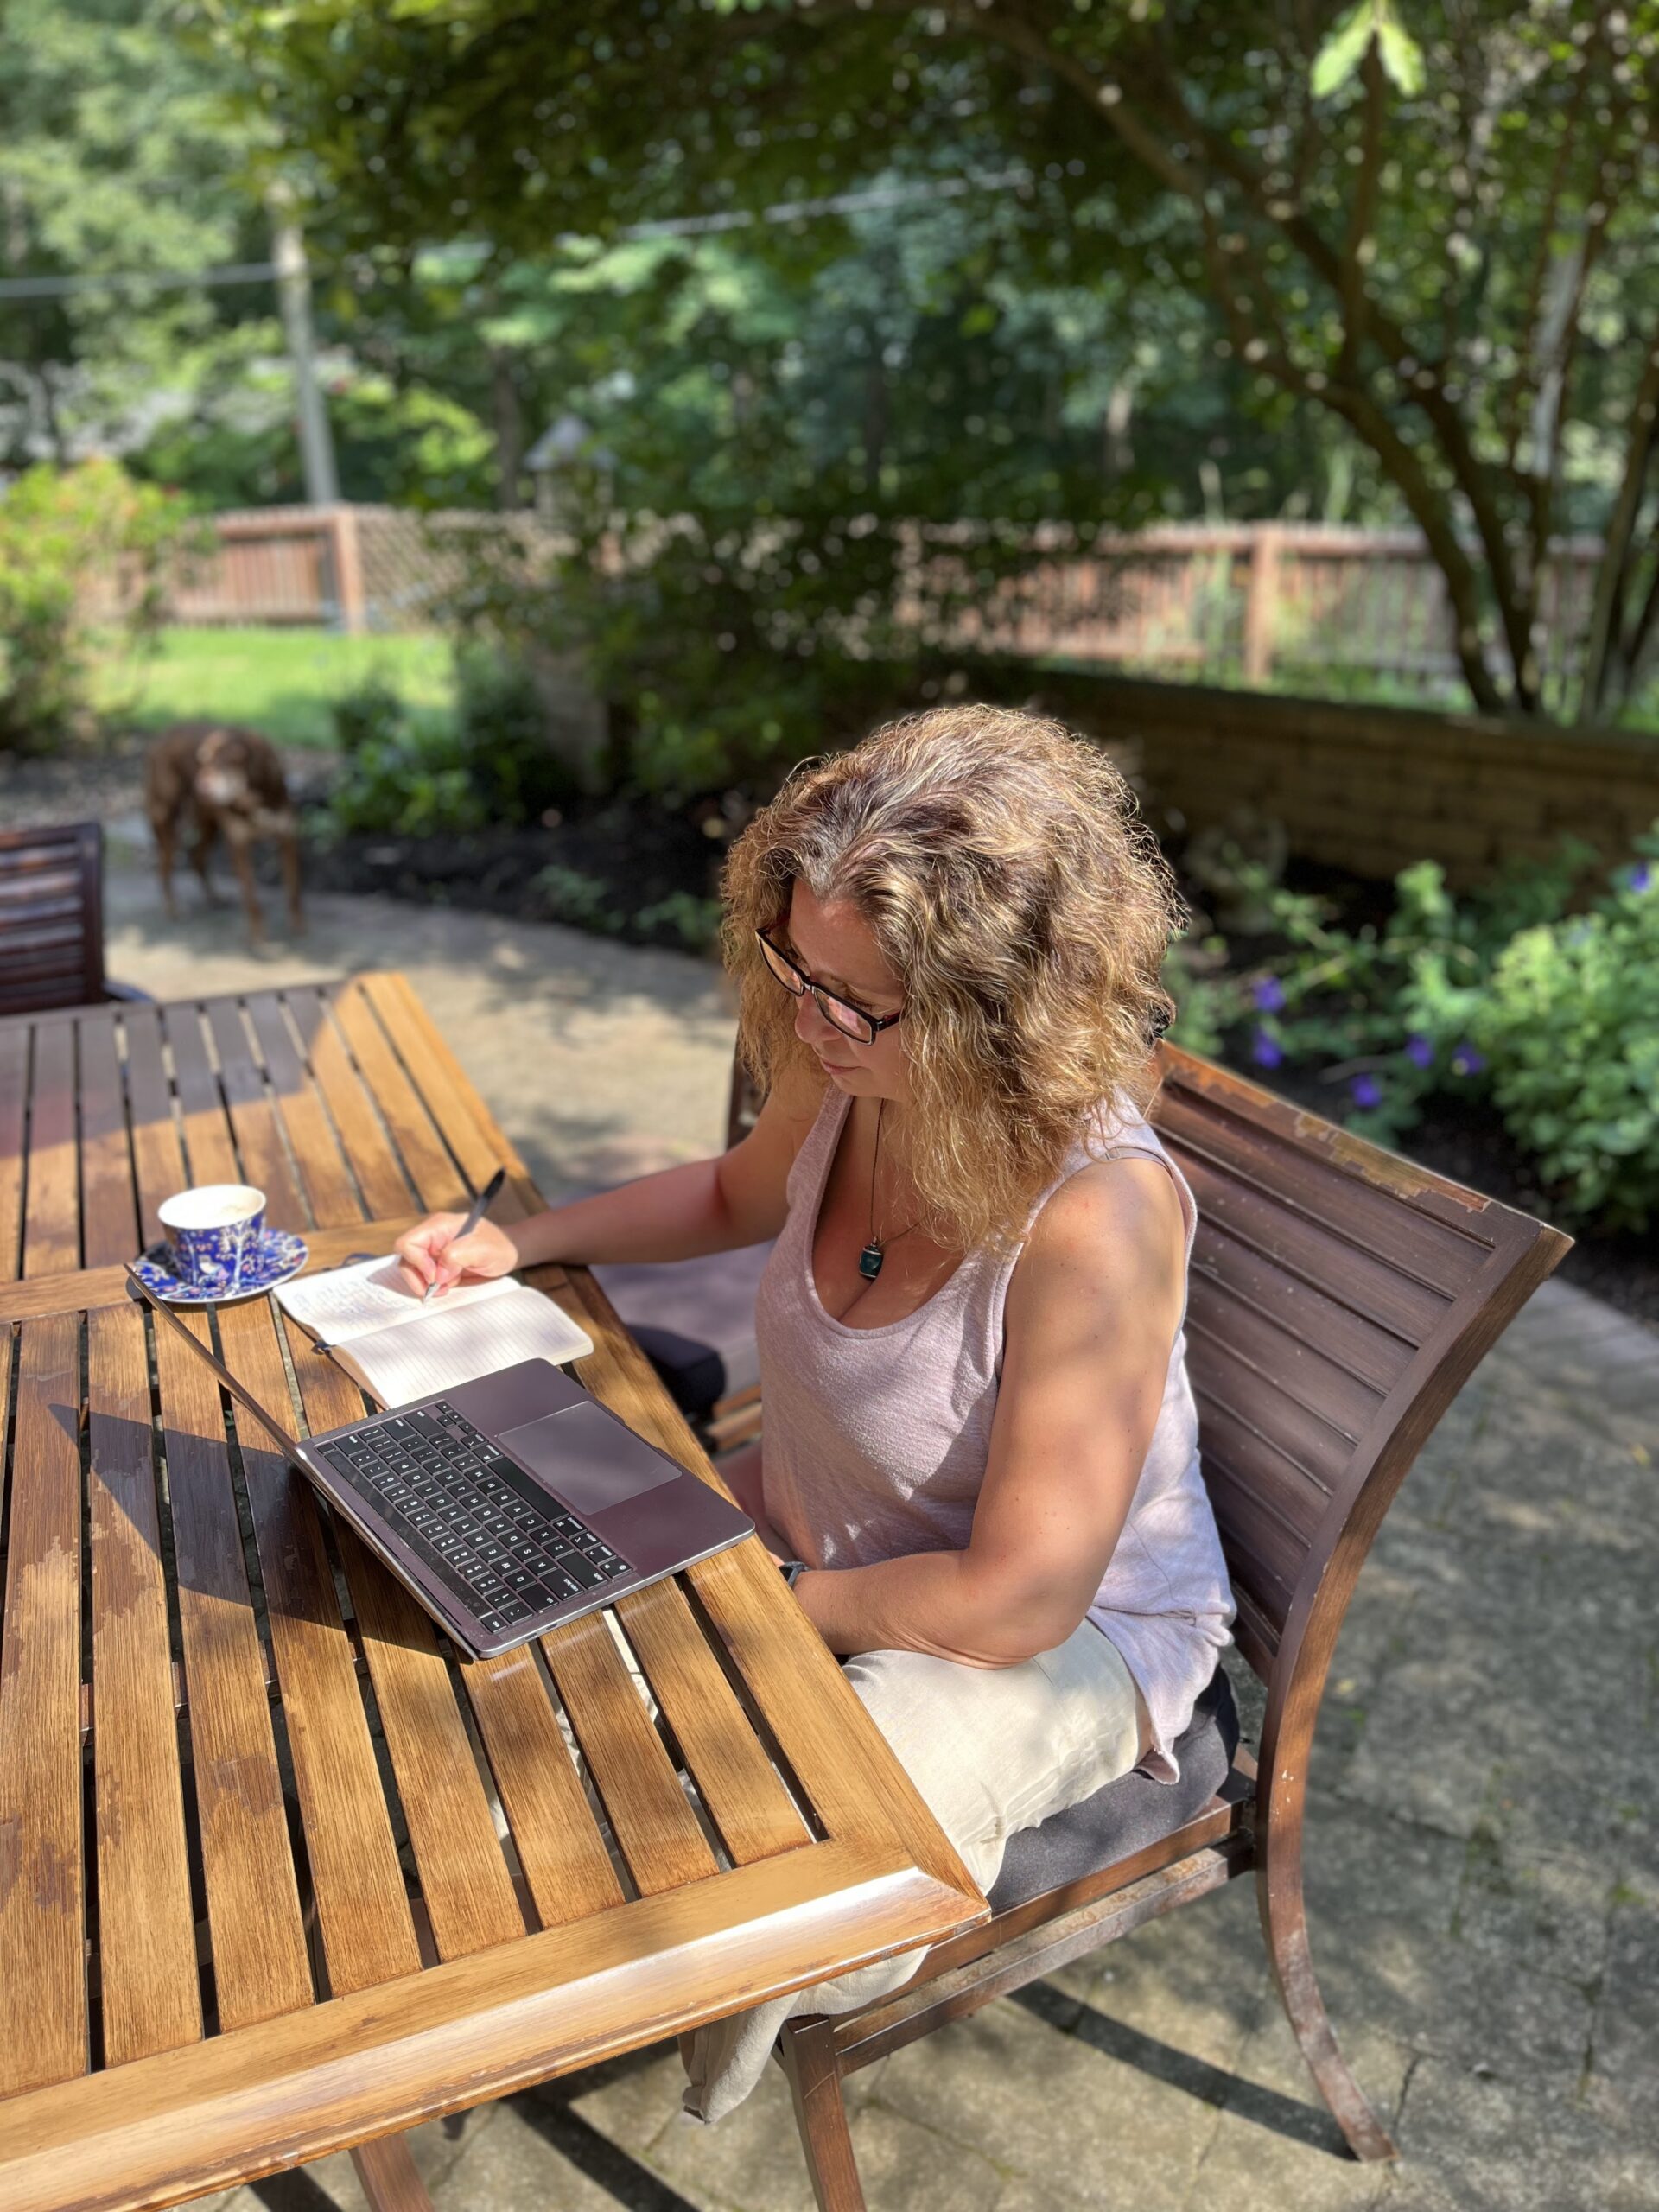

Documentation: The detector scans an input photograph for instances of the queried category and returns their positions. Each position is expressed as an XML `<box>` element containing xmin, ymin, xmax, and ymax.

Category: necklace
<box><xmin>858</xmin><ymin>1097</ymin><xmax>920</xmax><ymax>1281</ymax></box>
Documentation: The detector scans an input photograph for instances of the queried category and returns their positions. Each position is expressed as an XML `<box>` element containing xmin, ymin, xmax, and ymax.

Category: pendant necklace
<box><xmin>858</xmin><ymin>1097</ymin><xmax>919</xmax><ymax>1281</ymax></box>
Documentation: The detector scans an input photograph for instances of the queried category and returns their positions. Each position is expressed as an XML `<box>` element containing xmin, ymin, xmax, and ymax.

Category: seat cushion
<box><xmin>987</xmin><ymin>1664</ymin><xmax>1242</xmax><ymax>1914</ymax></box>
<box><xmin>592</xmin><ymin>1241</ymin><xmax>774</xmax><ymax>1418</ymax></box>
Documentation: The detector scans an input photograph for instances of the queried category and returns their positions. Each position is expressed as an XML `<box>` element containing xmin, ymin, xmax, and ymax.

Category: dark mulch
<box><xmin>298</xmin><ymin>795</ymin><xmax>727</xmax><ymax>951</ymax></box>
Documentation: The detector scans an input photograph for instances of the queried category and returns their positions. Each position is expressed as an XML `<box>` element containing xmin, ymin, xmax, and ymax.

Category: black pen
<box><xmin>423</xmin><ymin>1166</ymin><xmax>508</xmax><ymax>1303</ymax></box>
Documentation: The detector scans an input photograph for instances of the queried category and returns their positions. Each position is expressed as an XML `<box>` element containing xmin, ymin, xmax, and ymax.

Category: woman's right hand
<box><xmin>393</xmin><ymin>1213</ymin><xmax>520</xmax><ymax>1300</ymax></box>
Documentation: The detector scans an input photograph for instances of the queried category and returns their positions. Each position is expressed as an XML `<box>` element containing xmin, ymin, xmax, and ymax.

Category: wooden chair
<box><xmin>0</xmin><ymin>820</ymin><xmax>149</xmax><ymax>1019</ymax></box>
<box><xmin>772</xmin><ymin>1041</ymin><xmax>1572</xmax><ymax>2208</ymax></box>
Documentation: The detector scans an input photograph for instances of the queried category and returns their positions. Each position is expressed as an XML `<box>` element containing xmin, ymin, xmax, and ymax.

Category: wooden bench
<box><xmin>0</xmin><ymin>821</ymin><xmax>149</xmax><ymax>1018</ymax></box>
<box><xmin>751</xmin><ymin>1042</ymin><xmax>1571</xmax><ymax>2206</ymax></box>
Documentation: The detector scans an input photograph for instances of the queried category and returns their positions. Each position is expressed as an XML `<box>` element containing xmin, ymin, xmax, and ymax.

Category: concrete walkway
<box><xmin>101</xmin><ymin>855</ymin><xmax>1659</xmax><ymax>2212</ymax></box>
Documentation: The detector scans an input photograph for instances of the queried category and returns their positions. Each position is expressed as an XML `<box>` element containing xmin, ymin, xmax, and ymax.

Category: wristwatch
<box><xmin>776</xmin><ymin>1558</ymin><xmax>810</xmax><ymax>1591</ymax></box>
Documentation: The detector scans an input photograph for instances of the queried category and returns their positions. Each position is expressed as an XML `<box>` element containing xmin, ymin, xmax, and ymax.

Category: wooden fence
<box><xmin>152</xmin><ymin>505</ymin><xmax>1606</xmax><ymax>696</ymax></box>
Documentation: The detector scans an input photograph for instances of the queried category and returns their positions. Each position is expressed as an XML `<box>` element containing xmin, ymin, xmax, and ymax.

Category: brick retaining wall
<box><xmin>1015</xmin><ymin>672</ymin><xmax>1659</xmax><ymax>887</ymax></box>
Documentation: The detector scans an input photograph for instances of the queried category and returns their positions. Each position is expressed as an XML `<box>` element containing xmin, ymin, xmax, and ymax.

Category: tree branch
<box><xmin>1338</xmin><ymin>35</ymin><xmax>1385</xmax><ymax>381</ymax></box>
<box><xmin>1580</xmin><ymin>331</ymin><xmax>1659</xmax><ymax>720</ymax></box>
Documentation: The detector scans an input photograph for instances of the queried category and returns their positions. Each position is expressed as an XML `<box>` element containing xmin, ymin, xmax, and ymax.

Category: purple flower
<box><xmin>1252</xmin><ymin>975</ymin><xmax>1287</xmax><ymax>1013</ymax></box>
<box><xmin>1451</xmin><ymin>1041</ymin><xmax>1487</xmax><ymax>1077</ymax></box>
<box><xmin>1350</xmin><ymin>1073</ymin><xmax>1385</xmax><ymax>1109</ymax></box>
<box><xmin>1404</xmin><ymin>1033</ymin><xmax>1435</xmax><ymax>1070</ymax></box>
<box><xmin>1629</xmin><ymin>862</ymin><xmax>1652</xmax><ymax>893</ymax></box>
<box><xmin>1250</xmin><ymin>1027</ymin><xmax>1284</xmax><ymax>1069</ymax></box>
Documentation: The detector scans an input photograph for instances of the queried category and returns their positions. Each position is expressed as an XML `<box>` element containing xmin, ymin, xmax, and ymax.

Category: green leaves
<box><xmin>1310</xmin><ymin>1</ymin><xmax>1425</xmax><ymax>100</ymax></box>
<box><xmin>1181</xmin><ymin>828</ymin><xmax>1659</xmax><ymax>1232</ymax></box>
<box><xmin>0</xmin><ymin>461</ymin><xmax>202</xmax><ymax>749</ymax></box>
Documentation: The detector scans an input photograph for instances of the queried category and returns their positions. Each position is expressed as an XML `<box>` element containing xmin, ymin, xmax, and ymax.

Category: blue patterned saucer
<box><xmin>132</xmin><ymin>1229</ymin><xmax>308</xmax><ymax>1306</ymax></box>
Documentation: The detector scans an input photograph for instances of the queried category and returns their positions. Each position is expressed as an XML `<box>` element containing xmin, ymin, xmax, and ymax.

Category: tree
<box><xmin>0</xmin><ymin>0</ymin><xmax>270</xmax><ymax>470</ymax></box>
<box><xmin>220</xmin><ymin>0</ymin><xmax>1659</xmax><ymax>722</ymax></box>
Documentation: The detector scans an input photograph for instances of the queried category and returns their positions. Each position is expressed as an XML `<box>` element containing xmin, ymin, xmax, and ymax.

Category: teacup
<box><xmin>157</xmin><ymin>1185</ymin><xmax>267</xmax><ymax>1292</ymax></box>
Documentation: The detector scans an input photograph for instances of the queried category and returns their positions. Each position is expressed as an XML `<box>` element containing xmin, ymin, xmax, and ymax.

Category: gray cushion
<box><xmin>987</xmin><ymin>1665</ymin><xmax>1241</xmax><ymax>1914</ymax></box>
<box><xmin>592</xmin><ymin>1240</ymin><xmax>773</xmax><ymax>1417</ymax></box>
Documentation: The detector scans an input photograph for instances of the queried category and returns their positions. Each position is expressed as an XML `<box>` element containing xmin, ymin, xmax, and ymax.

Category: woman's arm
<box><xmin>792</xmin><ymin>1155</ymin><xmax>1186</xmax><ymax>1669</ymax></box>
<box><xmin>394</xmin><ymin>1057</ymin><xmax>822</xmax><ymax>1293</ymax></box>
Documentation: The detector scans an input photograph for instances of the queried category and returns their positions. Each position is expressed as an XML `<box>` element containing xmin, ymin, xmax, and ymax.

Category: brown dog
<box><xmin>144</xmin><ymin>721</ymin><xmax>303</xmax><ymax>945</ymax></box>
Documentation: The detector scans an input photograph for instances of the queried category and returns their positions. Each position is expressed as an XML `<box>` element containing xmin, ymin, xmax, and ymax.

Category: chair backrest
<box><xmin>0</xmin><ymin>820</ymin><xmax>107</xmax><ymax>1018</ymax></box>
<box><xmin>1148</xmin><ymin>1043</ymin><xmax>1569</xmax><ymax>1726</ymax></box>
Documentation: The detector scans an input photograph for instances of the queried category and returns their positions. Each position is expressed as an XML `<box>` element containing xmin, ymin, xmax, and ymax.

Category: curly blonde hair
<box><xmin>720</xmin><ymin>704</ymin><xmax>1186</xmax><ymax>1254</ymax></box>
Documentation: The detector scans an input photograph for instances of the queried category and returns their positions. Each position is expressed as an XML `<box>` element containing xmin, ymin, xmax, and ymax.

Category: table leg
<box><xmin>349</xmin><ymin>2133</ymin><xmax>435</xmax><ymax>2212</ymax></box>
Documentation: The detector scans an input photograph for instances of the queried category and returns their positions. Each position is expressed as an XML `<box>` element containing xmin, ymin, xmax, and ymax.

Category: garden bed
<box><xmin>1191</xmin><ymin>854</ymin><xmax>1659</xmax><ymax>1329</ymax></box>
<box><xmin>299</xmin><ymin>793</ymin><xmax>727</xmax><ymax>953</ymax></box>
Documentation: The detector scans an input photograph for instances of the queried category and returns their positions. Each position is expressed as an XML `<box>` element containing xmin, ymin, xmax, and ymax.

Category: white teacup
<box><xmin>157</xmin><ymin>1185</ymin><xmax>267</xmax><ymax>1292</ymax></box>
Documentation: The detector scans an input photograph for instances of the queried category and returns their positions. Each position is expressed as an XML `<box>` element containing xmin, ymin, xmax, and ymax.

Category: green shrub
<box><xmin>1199</xmin><ymin>830</ymin><xmax>1659</xmax><ymax>1230</ymax></box>
<box><xmin>1402</xmin><ymin>839</ymin><xmax>1659</xmax><ymax>1228</ymax></box>
<box><xmin>324</xmin><ymin>650</ymin><xmax>580</xmax><ymax>835</ymax></box>
<box><xmin>454</xmin><ymin>647</ymin><xmax>582</xmax><ymax>823</ymax></box>
<box><xmin>326</xmin><ymin>721</ymin><xmax>486</xmax><ymax>839</ymax></box>
<box><xmin>0</xmin><ymin>461</ymin><xmax>201</xmax><ymax>749</ymax></box>
<box><xmin>532</xmin><ymin>863</ymin><xmax>622</xmax><ymax>932</ymax></box>
<box><xmin>330</xmin><ymin>676</ymin><xmax>407</xmax><ymax>756</ymax></box>
<box><xmin>633</xmin><ymin>889</ymin><xmax>722</xmax><ymax>952</ymax></box>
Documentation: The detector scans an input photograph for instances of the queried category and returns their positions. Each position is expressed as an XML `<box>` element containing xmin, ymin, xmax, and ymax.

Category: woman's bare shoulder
<box><xmin>1012</xmin><ymin>1154</ymin><xmax>1185</xmax><ymax>1310</ymax></box>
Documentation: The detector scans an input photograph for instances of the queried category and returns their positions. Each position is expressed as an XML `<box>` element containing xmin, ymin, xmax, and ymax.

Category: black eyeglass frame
<box><xmin>754</xmin><ymin>927</ymin><xmax>906</xmax><ymax>1046</ymax></box>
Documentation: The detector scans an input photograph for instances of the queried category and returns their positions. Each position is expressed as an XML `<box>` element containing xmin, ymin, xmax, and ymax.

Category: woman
<box><xmin>395</xmin><ymin>705</ymin><xmax>1234</xmax><ymax>2120</ymax></box>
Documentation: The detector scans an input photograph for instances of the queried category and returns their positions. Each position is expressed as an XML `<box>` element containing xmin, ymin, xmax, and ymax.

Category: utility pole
<box><xmin>267</xmin><ymin>181</ymin><xmax>339</xmax><ymax>507</ymax></box>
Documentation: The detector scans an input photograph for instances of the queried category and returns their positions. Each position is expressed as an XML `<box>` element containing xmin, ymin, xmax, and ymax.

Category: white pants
<box><xmin>679</xmin><ymin>1616</ymin><xmax>1146</xmax><ymax>2122</ymax></box>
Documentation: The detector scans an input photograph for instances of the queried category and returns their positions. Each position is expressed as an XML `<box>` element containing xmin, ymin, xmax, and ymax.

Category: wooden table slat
<box><xmin>615</xmin><ymin>1577</ymin><xmax>813</xmax><ymax>1866</ymax></box>
<box><xmin>215</xmin><ymin>1302</ymin><xmax>422</xmax><ymax>1996</ymax></box>
<box><xmin>0</xmin><ymin>1313</ymin><xmax>87</xmax><ymax>2094</ymax></box>
<box><xmin>161</xmin><ymin>1006</ymin><xmax>241</xmax><ymax>1190</ymax></box>
<box><xmin>74</xmin><ymin>1014</ymin><xmax>141</xmax><ymax>1269</ymax></box>
<box><xmin>86</xmin><ymin>1305</ymin><xmax>203</xmax><ymax>2067</ymax></box>
<box><xmin>542</xmin><ymin>1611</ymin><xmax>721</xmax><ymax>1896</ymax></box>
<box><xmin>689</xmin><ymin>1541</ymin><xmax>978</xmax><ymax>1894</ymax></box>
<box><xmin>556</xmin><ymin>1261</ymin><xmax>977</xmax><ymax>1895</ymax></box>
<box><xmin>242</xmin><ymin>995</ymin><xmax>365</xmax><ymax>1231</ymax></box>
<box><xmin>456</xmin><ymin>1648</ymin><xmax>626</xmax><ymax>1930</ymax></box>
<box><xmin>0</xmin><ymin>1022</ymin><xmax>28</xmax><ymax>1282</ymax></box>
<box><xmin>204</xmin><ymin>1001</ymin><xmax>308</xmax><ymax>1231</ymax></box>
<box><xmin>151</xmin><ymin>1311</ymin><xmax>314</xmax><ymax>2031</ymax></box>
<box><xmin>361</xmin><ymin>972</ymin><xmax>537</xmax><ymax>1209</ymax></box>
<box><xmin>282</xmin><ymin>988</ymin><xmax>417</xmax><ymax>1222</ymax></box>
<box><xmin>283</xmin><ymin>1332</ymin><xmax>527</xmax><ymax>1961</ymax></box>
<box><xmin>325</xmin><ymin>986</ymin><xmax>467</xmax><ymax>1214</ymax></box>
<box><xmin>119</xmin><ymin>1008</ymin><xmax>188</xmax><ymax>1250</ymax></box>
<box><xmin>22</xmin><ymin>1021</ymin><xmax>79</xmax><ymax>1279</ymax></box>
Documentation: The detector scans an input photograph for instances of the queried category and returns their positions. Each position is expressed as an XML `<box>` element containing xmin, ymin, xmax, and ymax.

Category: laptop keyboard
<box><xmin>316</xmin><ymin>1401</ymin><xmax>631</xmax><ymax>1640</ymax></box>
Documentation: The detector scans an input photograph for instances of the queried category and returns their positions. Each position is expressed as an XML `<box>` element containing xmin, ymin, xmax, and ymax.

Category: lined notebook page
<box><xmin>276</xmin><ymin>1256</ymin><xmax>517</xmax><ymax>1345</ymax></box>
<box><xmin>333</xmin><ymin>1286</ymin><xmax>593</xmax><ymax>1409</ymax></box>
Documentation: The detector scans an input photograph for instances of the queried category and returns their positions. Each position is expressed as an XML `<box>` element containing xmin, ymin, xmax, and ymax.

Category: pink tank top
<box><xmin>756</xmin><ymin>1084</ymin><xmax>1236</xmax><ymax>1782</ymax></box>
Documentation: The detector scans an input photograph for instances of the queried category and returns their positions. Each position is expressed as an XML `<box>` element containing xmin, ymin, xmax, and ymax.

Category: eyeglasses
<box><xmin>755</xmin><ymin>927</ymin><xmax>905</xmax><ymax>1046</ymax></box>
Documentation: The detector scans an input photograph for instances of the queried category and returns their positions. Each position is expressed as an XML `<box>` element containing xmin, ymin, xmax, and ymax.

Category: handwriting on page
<box><xmin>278</xmin><ymin>1256</ymin><xmax>513</xmax><ymax>1345</ymax></box>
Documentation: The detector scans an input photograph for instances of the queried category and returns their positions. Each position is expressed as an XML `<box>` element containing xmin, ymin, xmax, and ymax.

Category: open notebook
<box><xmin>274</xmin><ymin>1255</ymin><xmax>593</xmax><ymax>1408</ymax></box>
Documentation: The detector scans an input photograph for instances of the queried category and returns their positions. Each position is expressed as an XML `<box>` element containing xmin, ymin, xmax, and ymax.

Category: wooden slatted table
<box><xmin>0</xmin><ymin>970</ymin><xmax>984</xmax><ymax>2212</ymax></box>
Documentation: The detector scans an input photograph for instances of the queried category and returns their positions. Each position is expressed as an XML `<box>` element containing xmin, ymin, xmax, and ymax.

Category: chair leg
<box><xmin>349</xmin><ymin>2133</ymin><xmax>435</xmax><ymax>2211</ymax></box>
<box><xmin>779</xmin><ymin>2017</ymin><xmax>868</xmax><ymax>2212</ymax></box>
<box><xmin>1259</xmin><ymin>1862</ymin><xmax>1397</xmax><ymax>2161</ymax></box>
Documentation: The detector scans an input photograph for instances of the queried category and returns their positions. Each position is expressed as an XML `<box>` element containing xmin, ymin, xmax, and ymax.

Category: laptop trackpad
<box><xmin>499</xmin><ymin>1402</ymin><xmax>679</xmax><ymax>1517</ymax></box>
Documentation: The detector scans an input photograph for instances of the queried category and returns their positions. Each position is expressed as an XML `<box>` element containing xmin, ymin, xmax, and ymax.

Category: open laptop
<box><xmin>126</xmin><ymin>1266</ymin><xmax>753</xmax><ymax>1660</ymax></box>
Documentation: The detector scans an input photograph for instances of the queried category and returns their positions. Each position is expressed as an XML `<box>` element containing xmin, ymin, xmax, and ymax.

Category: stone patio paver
<box><xmin>95</xmin><ymin>852</ymin><xmax>1659</xmax><ymax>2212</ymax></box>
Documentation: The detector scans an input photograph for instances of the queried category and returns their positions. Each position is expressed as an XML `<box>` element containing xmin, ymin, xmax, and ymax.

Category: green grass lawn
<box><xmin>93</xmin><ymin>626</ymin><xmax>456</xmax><ymax>749</ymax></box>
